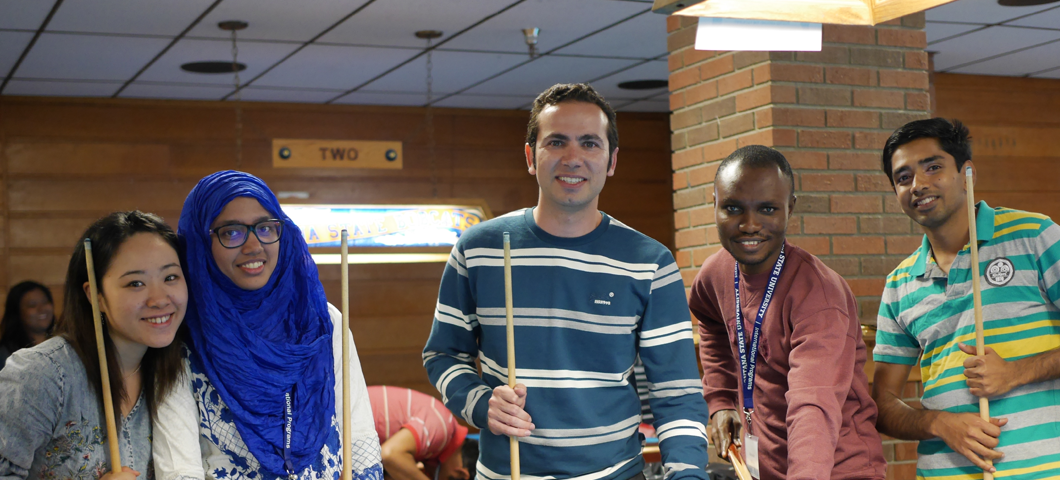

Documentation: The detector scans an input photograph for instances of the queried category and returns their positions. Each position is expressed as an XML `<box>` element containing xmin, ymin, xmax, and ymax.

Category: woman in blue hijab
<box><xmin>152</xmin><ymin>171</ymin><xmax>383</xmax><ymax>480</ymax></box>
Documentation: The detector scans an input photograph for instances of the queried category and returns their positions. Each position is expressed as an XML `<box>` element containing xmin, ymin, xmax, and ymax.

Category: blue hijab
<box><xmin>178</xmin><ymin>170</ymin><xmax>334</xmax><ymax>475</ymax></box>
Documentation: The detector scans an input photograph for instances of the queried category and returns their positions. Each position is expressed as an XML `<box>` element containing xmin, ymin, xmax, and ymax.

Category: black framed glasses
<box><xmin>210</xmin><ymin>219</ymin><xmax>284</xmax><ymax>249</ymax></box>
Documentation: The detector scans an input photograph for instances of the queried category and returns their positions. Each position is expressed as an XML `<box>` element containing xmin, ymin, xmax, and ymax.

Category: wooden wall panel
<box><xmin>0</xmin><ymin>96</ymin><xmax>673</xmax><ymax>398</ymax></box>
<box><xmin>934</xmin><ymin>73</ymin><xmax>1060</xmax><ymax>220</ymax></box>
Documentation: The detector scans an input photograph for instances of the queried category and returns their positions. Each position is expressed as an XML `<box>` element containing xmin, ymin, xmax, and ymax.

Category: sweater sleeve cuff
<box><xmin>471</xmin><ymin>387</ymin><xmax>492</xmax><ymax>430</ymax></box>
<box><xmin>705</xmin><ymin>396</ymin><xmax>738</xmax><ymax>418</ymax></box>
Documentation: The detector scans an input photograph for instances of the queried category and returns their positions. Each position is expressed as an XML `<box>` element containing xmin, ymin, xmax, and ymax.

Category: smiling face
<box><xmin>19</xmin><ymin>288</ymin><xmax>54</xmax><ymax>335</ymax></box>
<box><xmin>210</xmin><ymin>197</ymin><xmax>280</xmax><ymax>291</ymax></box>
<box><xmin>714</xmin><ymin>164</ymin><xmax>795</xmax><ymax>275</ymax></box>
<box><xmin>525</xmin><ymin>101</ymin><xmax>618</xmax><ymax>215</ymax></box>
<box><xmin>96</xmin><ymin>232</ymin><xmax>187</xmax><ymax>351</ymax></box>
<box><xmin>890</xmin><ymin>137</ymin><xmax>970</xmax><ymax>231</ymax></box>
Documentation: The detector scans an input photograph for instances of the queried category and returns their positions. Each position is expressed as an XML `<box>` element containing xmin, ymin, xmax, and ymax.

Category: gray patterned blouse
<box><xmin>0</xmin><ymin>337</ymin><xmax>152</xmax><ymax>480</ymax></box>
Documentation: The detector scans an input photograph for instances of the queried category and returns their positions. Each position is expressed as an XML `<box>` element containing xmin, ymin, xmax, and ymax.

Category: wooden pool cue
<box><xmin>965</xmin><ymin>166</ymin><xmax>993</xmax><ymax>480</ymax></box>
<box><xmin>84</xmin><ymin>238</ymin><xmax>122</xmax><ymax>475</ymax></box>
<box><xmin>503</xmin><ymin>232</ymin><xmax>520</xmax><ymax>480</ymax></box>
<box><xmin>727</xmin><ymin>445</ymin><xmax>752</xmax><ymax>480</ymax></box>
<box><xmin>341</xmin><ymin>230</ymin><xmax>352</xmax><ymax>480</ymax></box>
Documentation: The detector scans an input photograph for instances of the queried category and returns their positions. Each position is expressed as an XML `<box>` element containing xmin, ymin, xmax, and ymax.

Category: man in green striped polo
<box><xmin>871</xmin><ymin>118</ymin><xmax>1060</xmax><ymax>479</ymax></box>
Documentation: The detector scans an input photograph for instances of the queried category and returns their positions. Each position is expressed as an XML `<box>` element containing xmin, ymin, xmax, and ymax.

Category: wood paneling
<box><xmin>934</xmin><ymin>73</ymin><xmax>1060</xmax><ymax>221</ymax></box>
<box><xmin>0</xmin><ymin>96</ymin><xmax>673</xmax><ymax>397</ymax></box>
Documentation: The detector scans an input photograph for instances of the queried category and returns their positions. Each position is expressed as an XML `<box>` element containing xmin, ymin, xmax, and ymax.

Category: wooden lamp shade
<box><xmin>652</xmin><ymin>0</ymin><xmax>957</xmax><ymax>25</ymax></box>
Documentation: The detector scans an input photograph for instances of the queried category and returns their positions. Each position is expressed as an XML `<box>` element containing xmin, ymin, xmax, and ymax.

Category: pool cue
<box><xmin>965</xmin><ymin>166</ymin><xmax>993</xmax><ymax>480</ymax></box>
<box><xmin>503</xmin><ymin>232</ymin><xmax>520</xmax><ymax>480</ymax></box>
<box><xmin>341</xmin><ymin>230</ymin><xmax>352</xmax><ymax>480</ymax></box>
<box><xmin>85</xmin><ymin>238</ymin><xmax>122</xmax><ymax>475</ymax></box>
<box><xmin>727</xmin><ymin>445</ymin><xmax>752</xmax><ymax>480</ymax></box>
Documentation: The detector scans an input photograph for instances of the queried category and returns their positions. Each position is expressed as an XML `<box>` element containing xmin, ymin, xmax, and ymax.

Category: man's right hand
<box><xmin>709</xmin><ymin>409</ymin><xmax>743</xmax><ymax>462</ymax></box>
<box><xmin>488</xmin><ymin>384</ymin><xmax>534</xmax><ymax>437</ymax></box>
<box><xmin>930</xmin><ymin>411</ymin><xmax>1007</xmax><ymax>472</ymax></box>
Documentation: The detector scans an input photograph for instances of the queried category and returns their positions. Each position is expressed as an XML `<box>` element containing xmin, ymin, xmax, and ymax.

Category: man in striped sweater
<box><xmin>423</xmin><ymin>83</ymin><xmax>710</xmax><ymax>480</ymax></box>
<box><xmin>873</xmin><ymin>118</ymin><xmax>1060</xmax><ymax>479</ymax></box>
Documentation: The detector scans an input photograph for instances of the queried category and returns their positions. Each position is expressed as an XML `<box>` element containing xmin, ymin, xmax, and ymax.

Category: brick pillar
<box><xmin>668</xmin><ymin>14</ymin><xmax>930</xmax><ymax>480</ymax></box>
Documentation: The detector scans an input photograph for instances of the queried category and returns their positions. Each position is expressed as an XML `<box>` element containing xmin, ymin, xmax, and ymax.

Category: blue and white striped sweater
<box><xmin>424</xmin><ymin>208</ymin><xmax>710</xmax><ymax>480</ymax></box>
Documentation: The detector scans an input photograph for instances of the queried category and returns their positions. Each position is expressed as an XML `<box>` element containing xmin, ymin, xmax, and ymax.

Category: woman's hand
<box><xmin>100</xmin><ymin>466</ymin><xmax>140</xmax><ymax>480</ymax></box>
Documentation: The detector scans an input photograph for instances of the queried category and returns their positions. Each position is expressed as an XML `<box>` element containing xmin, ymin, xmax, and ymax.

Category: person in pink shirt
<box><xmin>368</xmin><ymin>386</ymin><xmax>471</xmax><ymax>480</ymax></box>
<box><xmin>690</xmin><ymin>145</ymin><xmax>886</xmax><ymax>479</ymax></box>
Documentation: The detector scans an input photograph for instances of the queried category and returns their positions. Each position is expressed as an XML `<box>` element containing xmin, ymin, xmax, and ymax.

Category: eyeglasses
<box><xmin>210</xmin><ymin>219</ymin><xmax>284</xmax><ymax>249</ymax></box>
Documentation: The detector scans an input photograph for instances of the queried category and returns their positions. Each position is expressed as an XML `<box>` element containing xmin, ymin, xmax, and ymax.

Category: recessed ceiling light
<box><xmin>181</xmin><ymin>61</ymin><xmax>246</xmax><ymax>74</ymax></box>
<box><xmin>998</xmin><ymin>0</ymin><xmax>1059</xmax><ymax>5</ymax></box>
<box><xmin>617</xmin><ymin>80</ymin><xmax>669</xmax><ymax>90</ymax></box>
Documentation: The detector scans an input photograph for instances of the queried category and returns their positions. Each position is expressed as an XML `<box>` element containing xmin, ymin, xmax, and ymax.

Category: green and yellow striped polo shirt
<box><xmin>875</xmin><ymin>202</ymin><xmax>1060</xmax><ymax>479</ymax></box>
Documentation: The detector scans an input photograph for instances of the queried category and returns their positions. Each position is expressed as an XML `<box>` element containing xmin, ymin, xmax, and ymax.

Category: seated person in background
<box><xmin>368</xmin><ymin>386</ymin><xmax>470</xmax><ymax>480</ymax></box>
<box><xmin>0</xmin><ymin>211</ymin><xmax>188</xmax><ymax>480</ymax></box>
<box><xmin>0</xmin><ymin>280</ymin><xmax>56</xmax><ymax>370</ymax></box>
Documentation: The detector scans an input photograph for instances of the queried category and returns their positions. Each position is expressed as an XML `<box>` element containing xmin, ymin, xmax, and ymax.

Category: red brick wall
<box><xmin>667</xmin><ymin>14</ymin><xmax>930</xmax><ymax>479</ymax></box>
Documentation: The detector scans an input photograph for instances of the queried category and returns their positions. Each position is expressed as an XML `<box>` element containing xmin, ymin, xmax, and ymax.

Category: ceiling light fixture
<box><xmin>618</xmin><ymin>80</ymin><xmax>669</xmax><ymax>90</ymax></box>
<box><xmin>998</xmin><ymin>0</ymin><xmax>1059</xmax><ymax>5</ymax></box>
<box><xmin>415</xmin><ymin>30</ymin><xmax>444</xmax><ymax>198</ymax></box>
<box><xmin>652</xmin><ymin>0</ymin><xmax>960</xmax><ymax>25</ymax></box>
<box><xmin>220</xmin><ymin>20</ymin><xmax>248</xmax><ymax>168</ymax></box>
<box><xmin>180</xmin><ymin>61</ymin><xmax>247</xmax><ymax>74</ymax></box>
<box><xmin>523</xmin><ymin>28</ymin><xmax>541</xmax><ymax>59</ymax></box>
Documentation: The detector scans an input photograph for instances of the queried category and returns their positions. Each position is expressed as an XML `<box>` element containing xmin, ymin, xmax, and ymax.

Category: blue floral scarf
<box><xmin>178</xmin><ymin>170</ymin><xmax>334</xmax><ymax>475</ymax></box>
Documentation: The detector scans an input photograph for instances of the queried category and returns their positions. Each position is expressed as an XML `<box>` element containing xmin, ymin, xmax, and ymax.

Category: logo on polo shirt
<box><xmin>985</xmin><ymin>258</ymin><xmax>1014</xmax><ymax>286</ymax></box>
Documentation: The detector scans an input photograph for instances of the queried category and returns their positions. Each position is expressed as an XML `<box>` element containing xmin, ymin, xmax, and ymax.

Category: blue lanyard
<box><xmin>733</xmin><ymin>245</ymin><xmax>786</xmax><ymax>425</ymax></box>
<box><xmin>283</xmin><ymin>391</ymin><xmax>296</xmax><ymax>479</ymax></box>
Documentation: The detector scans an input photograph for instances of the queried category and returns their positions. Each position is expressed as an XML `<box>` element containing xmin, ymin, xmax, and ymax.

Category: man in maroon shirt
<box><xmin>690</xmin><ymin>145</ymin><xmax>886</xmax><ymax>479</ymax></box>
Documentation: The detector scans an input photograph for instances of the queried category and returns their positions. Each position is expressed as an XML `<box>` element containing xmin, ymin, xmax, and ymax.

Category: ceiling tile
<box><xmin>138</xmin><ymin>38</ymin><xmax>300</xmax><ymax>85</ymax></box>
<box><xmin>926</xmin><ymin>0</ymin><xmax>1056</xmax><ymax>24</ymax></box>
<box><xmin>442</xmin><ymin>0</ymin><xmax>649</xmax><ymax>54</ymax></box>
<box><xmin>464</xmin><ymin>55</ymin><xmax>641</xmax><ymax>96</ymax></box>
<box><xmin>360</xmin><ymin>50</ymin><xmax>528</xmax><ymax>94</ymax></box>
<box><xmin>1034</xmin><ymin>68</ymin><xmax>1060</xmax><ymax>79</ymax></box>
<box><xmin>184</xmin><ymin>0</ymin><xmax>369</xmax><ymax>43</ymax></box>
<box><xmin>585</xmin><ymin>60</ymin><xmax>667</xmax><ymax>100</ymax></box>
<box><xmin>614</xmin><ymin>100</ymin><xmax>668</xmax><ymax>112</ymax></box>
<box><xmin>253</xmin><ymin>44</ymin><xmax>417</xmax><ymax>90</ymax></box>
<box><xmin>47</xmin><ymin>0</ymin><xmax>213</xmax><ymax>36</ymax></box>
<box><xmin>1006</xmin><ymin>6</ymin><xmax>1060</xmax><ymax>29</ymax></box>
<box><xmin>0</xmin><ymin>0</ymin><xmax>55</xmax><ymax>30</ymax></box>
<box><xmin>3</xmin><ymin>78</ymin><xmax>122</xmax><ymax>97</ymax></box>
<box><xmin>237</xmin><ymin>86</ymin><xmax>342</xmax><ymax>103</ymax></box>
<box><xmin>432</xmin><ymin>94</ymin><xmax>534</xmax><ymax>109</ymax></box>
<box><xmin>925</xmin><ymin>22</ymin><xmax>985</xmax><ymax>44</ymax></box>
<box><xmin>930</xmin><ymin>26</ymin><xmax>1060</xmax><ymax>71</ymax></box>
<box><xmin>331</xmin><ymin>90</ymin><xmax>427</xmax><ymax>106</ymax></box>
<box><xmin>14</xmin><ymin>32</ymin><xmax>170</xmax><ymax>81</ymax></box>
<box><xmin>318</xmin><ymin>0</ymin><xmax>504</xmax><ymax>48</ymax></box>
<box><xmin>0</xmin><ymin>31</ymin><xmax>33</xmax><ymax>74</ymax></box>
<box><xmin>118</xmin><ymin>82</ymin><xmax>232</xmax><ymax>100</ymax></box>
<box><xmin>951</xmin><ymin>38</ymin><xmax>1060</xmax><ymax>76</ymax></box>
<box><xmin>553</xmin><ymin>10</ymin><xmax>664</xmax><ymax>58</ymax></box>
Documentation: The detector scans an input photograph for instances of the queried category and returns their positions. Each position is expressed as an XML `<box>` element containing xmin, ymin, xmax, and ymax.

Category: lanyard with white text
<box><xmin>283</xmin><ymin>391</ymin><xmax>296</xmax><ymax>479</ymax></box>
<box><xmin>733</xmin><ymin>245</ymin><xmax>786</xmax><ymax>428</ymax></box>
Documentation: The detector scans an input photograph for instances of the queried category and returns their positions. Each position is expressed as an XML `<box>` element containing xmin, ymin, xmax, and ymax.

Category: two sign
<box><xmin>272</xmin><ymin>139</ymin><xmax>402</xmax><ymax>169</ymax></box>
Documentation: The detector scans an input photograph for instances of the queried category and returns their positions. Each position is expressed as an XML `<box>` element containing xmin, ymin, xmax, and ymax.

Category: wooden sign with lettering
<box><xmin>272</xmin><ymin>139</ymin><xmax>402</xmax><ymax>169</ymax></box>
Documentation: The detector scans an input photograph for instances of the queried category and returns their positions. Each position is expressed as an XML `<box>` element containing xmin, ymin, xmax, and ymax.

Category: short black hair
<box><xmin>526</xmin><ymin>83</ymin><xmax>618</xmax><ymax>167</ymax></box>
<box><xmin>462</xmin><ymin>438</ymin><xmax>478</xmax><ymax>477</ymax></box>
<box><xmin>715</xmin><ymin>145</ymin><xmax>795</xmax><ymax>195</ymax></box>
<box><xmin>881</xmin><ymin>118</ymin><xmax>972</xmax><ymax>187</ymax></box>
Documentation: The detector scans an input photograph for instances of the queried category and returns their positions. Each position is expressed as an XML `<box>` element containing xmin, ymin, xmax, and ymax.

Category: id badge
<box><xmin>745</xmin><ymin>435</ymin><xmax>761</xmax><ymax>480</ymax></box>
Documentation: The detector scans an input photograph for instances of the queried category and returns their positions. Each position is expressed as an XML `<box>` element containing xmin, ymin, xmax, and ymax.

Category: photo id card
<box><xmin>746</xmin><ymin>435</ymin><xmax>761</xmax><ymax>479</ymax></box>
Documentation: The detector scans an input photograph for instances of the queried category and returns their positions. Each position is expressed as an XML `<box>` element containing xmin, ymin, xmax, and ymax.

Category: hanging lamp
<box><xmin>652</xmin><ymin>0</ymin><xmax>959</xmax><ymax>25</ymax></box>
